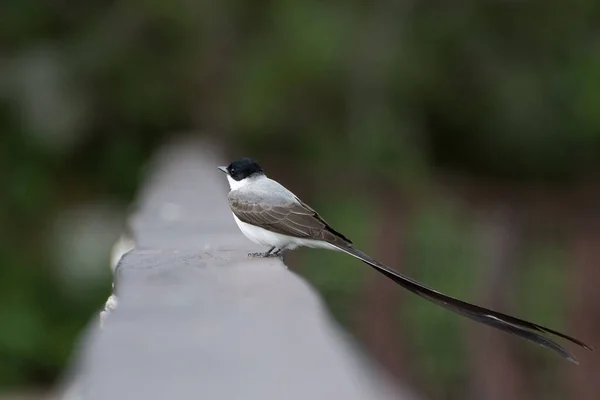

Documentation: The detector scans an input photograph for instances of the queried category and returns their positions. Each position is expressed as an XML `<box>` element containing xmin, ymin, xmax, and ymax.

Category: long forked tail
<box><xmin>331</xmin><ymin>244</ymin><xmax>593</xmax><ymax>364</ymax></box>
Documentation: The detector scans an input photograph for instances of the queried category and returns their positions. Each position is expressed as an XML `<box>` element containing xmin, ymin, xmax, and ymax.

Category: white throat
<box><xmin>226</xmin><ymin>174</ymin><xmax>263</xmax><ymax>190</ymax></box>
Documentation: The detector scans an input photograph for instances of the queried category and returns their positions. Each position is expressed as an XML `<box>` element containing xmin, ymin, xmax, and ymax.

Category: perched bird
<box><xmin>218</xmin><ymin>157</ymin><xmax>592</xmax><ymax>363</ymax></box>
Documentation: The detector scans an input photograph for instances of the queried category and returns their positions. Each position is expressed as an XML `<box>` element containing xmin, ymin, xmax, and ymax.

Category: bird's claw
<box><xmin>248</xmin><ymin>251</ymin><xmax>272</xmax><ymax>258</ymax></box>
<box><xmin>248</xmin><ymin>251</ymin><xmax>283</xmax><ymax>258</ymax></box>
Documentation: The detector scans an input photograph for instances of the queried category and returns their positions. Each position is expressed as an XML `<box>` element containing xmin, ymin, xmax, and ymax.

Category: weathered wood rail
<box><xmin>59</xmin><ymin>138</ymin><xmax>415</xmax><ymax>400</ymax></box>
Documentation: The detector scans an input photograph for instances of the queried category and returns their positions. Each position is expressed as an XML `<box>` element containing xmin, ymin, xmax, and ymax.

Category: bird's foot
<box><xmin>248</xmin><ymin>251</ymin><xmax>278</xmax><ymax>258</ymax></box>
<box><xmin>248</xmin><ymin>248</ymin><xmax>283</xmax><ymax>258</ymax></box>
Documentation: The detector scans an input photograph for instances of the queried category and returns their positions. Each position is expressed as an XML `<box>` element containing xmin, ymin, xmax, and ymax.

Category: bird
<box><xmin>218</xmin><ymin>157</ymin><xmax>593</xmax><ymax>363</ymax></box>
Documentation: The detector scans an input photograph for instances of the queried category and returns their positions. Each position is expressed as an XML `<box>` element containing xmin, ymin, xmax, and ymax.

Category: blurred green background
<box><xmin>1</xmin><ymin>1</ymin><xmax>599</xmax><ymax>399</ymax></box>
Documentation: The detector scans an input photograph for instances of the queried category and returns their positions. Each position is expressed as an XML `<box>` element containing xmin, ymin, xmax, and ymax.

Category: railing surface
<box><xmin>61</xmin><ymin>138</ymin><xmax>415</xmax><ymax>400</ymax></box>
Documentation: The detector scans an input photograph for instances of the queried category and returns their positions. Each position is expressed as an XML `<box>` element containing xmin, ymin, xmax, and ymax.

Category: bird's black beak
<box><xmin>217</xmin><ymin>166</ymin><xmax>228</xmax><ymax>174</ymax></box>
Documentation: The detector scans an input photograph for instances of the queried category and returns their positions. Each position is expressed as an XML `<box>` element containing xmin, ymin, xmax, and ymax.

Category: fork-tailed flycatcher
<box><xmin>218</xmin><ymin>158</ymin><xmax>592</xmax><ymax>363</ymax></box>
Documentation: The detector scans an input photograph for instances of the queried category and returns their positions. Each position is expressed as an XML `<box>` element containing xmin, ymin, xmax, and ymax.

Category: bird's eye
<box><xmin>230</xmin><ymin>168</ymin><xmax>235</xmax><ymax>174</ymax></box>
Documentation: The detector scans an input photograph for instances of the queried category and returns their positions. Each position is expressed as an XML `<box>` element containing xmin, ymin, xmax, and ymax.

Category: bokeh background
<box><xmin>2</xmin><ymin>1</ymin><xmax>599</xmax><ymax>399</ymax></box>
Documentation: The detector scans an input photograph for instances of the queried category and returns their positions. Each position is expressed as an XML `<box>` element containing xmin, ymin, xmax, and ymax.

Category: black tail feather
<box><xmin>332</xmin><ymin>244</ymin><xmax>593</xmax><ymax>363</ymax></box>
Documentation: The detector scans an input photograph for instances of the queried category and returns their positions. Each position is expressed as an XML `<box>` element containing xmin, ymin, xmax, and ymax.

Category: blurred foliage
<box><xmin>1</xmin><ymin>0</ymin><xmax>599</xmax><ymax>397</ymax></box>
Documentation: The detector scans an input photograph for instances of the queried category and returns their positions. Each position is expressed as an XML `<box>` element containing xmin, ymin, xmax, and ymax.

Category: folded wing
<box><xmin>228</xmin><ymin>191</ymin><xmax>351</xmax><ymax>245</ymax></box>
